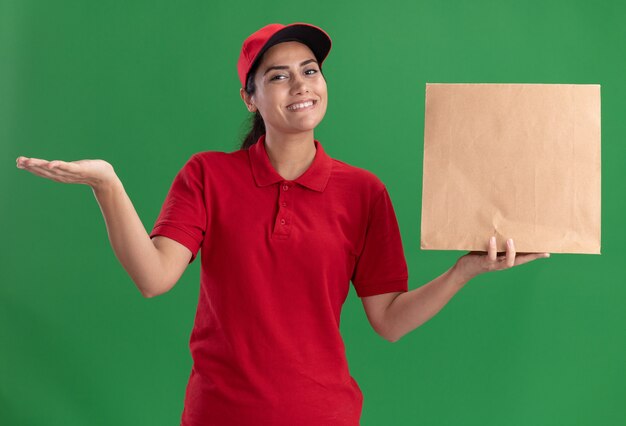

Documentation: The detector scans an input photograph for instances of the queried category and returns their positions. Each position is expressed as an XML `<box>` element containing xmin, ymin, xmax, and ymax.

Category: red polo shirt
<box><xmin>149</xmin><ymin>135</ymin><xmax>409</xmax><ymax>426</ymax></box>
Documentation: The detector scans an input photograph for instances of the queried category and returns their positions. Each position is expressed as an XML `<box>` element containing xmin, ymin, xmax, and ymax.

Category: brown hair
<box><xmin>240</xmin><ymin>69</ymin><xmax>266</xmax><ymax>150</ymax></box>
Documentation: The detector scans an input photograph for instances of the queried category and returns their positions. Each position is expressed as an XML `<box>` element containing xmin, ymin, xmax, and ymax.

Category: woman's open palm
<box><xmin>16</xmin><ymin>156</ymin><xmax>116</xmax><ymax>190</ymax></box>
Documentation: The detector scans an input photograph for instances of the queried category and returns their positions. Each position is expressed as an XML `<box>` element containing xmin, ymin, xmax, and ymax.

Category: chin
<box><xmin>294</xmin><ymin>115</ymin><xmax>325</xmax><ymax>131</ymax></box>
<box><xmin>273</xmin><ymin>113</ymin><xmax>325</xmax><ymax>134</ymax></box>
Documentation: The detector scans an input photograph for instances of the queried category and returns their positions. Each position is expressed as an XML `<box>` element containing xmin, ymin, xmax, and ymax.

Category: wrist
<box><xmin>92</xmin><ymin>175</ymin><xmax>122</xmax><ymax>196</ymax></box>
<box><xmin>451</xmin><ymin>259</ymin><xmax>478</xmax><ymax>286</ymax></box>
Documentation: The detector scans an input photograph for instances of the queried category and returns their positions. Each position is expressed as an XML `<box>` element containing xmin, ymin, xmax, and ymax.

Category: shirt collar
<box><xmin>248</xmin><ymin>134</ymin><xmax>333</xmax><ymax>192</ymax></box>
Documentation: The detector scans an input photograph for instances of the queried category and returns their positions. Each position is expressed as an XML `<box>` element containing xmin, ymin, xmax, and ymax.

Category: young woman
<box><xmin>16</xmin><ymin>22</ymin><xmax>549</xmax><ymax>426</ymax></box>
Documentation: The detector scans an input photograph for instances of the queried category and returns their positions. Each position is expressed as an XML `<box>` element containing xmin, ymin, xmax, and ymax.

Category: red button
<box><xmin>281</xmin><ymin>202</ymin><xmax>287</xmax><ymax>207</ymax></box>
<box><xmin>280</xmin><ymin>219</ymin><xmax>286</xmax><ymax>225</ymax></box>
<box><xmin>282</xmin><ymin>185</ymin><xmax>289</xmax><ymax>191</ymax></box>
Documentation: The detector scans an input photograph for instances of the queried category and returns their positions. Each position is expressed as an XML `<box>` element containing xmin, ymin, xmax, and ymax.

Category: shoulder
<box><xmin>330</xmin><ymin>157</ymin><xmax>387</xmax><ymax>200</ymax></box>
<box><xmin>191</xmin><ymin>148</ymin><xmax>247</xmax><ymax>164</ymax></box>
<box><xmin>184</xmin><ymin>148</ymin><xmax>248</xmax><ymax>173</ymax></box>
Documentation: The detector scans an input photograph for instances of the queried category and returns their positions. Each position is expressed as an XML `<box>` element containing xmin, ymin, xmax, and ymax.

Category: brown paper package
<box><xmin>420</xmin><ymin>83</ymin><xmax>601</xmax><ymax>254</ymax></box>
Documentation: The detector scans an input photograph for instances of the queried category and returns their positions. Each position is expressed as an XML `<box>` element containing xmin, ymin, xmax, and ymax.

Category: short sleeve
<box><xmin>351</xmin><ymin>186</ymin><xmax>409</xmax><ymax>297</ymax></box>
<box><xmin>149</xmin><ymin>154</ymin><xmax>207</xmax><ymax>264</ymax></box>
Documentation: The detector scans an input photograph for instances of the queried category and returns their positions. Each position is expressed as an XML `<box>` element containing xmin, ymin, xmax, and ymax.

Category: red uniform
<box><xmin>150</xmin><ymin>135</ymin><xmax>408</xmax><ymax>425</ymax></box>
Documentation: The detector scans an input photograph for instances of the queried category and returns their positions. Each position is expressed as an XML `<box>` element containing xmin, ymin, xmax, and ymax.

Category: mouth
<box><xmin>286</xmin><ymin>99</ymin><xmax>318</xmax><ymax>112</ymax></box>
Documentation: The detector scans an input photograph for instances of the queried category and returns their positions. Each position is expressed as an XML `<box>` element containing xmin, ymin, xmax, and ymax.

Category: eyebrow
<box><xmin>263</xmin><ymin>59</ymin><xmax>318</xmax><ymax>76</ymax></box>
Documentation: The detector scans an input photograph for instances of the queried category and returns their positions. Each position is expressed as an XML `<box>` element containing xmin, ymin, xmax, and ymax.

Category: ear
<box><xmin>239</xmin><ymin>88</ymin><xmax>257</xmax><ymax>113</ymax></box>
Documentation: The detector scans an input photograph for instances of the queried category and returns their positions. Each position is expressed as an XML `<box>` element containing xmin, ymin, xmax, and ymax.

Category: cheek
<box><xmin>256</xmin><ymin>93</ymin><xmax>281</xmax><ymax>117</ymax></box>
<box><xmin>317</xmin><ymin>91</ymin><xmax>328</xmax><ymax>112</ymax></box>
<box><xmin>265</xmin><ymin>90</ymin><xmax>289</xmax><ymax>110</ymax></box>
<box><xmin>317</xmin><ymin>85</ymin><xmax>328</xmax><ymax>109</ymax></box>
<box><xmin>315</xmin><ymin>79</ymin><xmax>328</xmax><ymax>95</ymax></box>
<box><xmin>317</xmin><ymin>102</ymin><xmax>328</xmax><ymax>120</ymax></box>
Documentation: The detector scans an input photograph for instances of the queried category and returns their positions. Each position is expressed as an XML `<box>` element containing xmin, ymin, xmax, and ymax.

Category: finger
<box><xmin>18</xmin><ymin>157</ymin><xmax>50</xmax><ymax>169</ymax></box>
<box><xmin>22</xmin><ymin>164</ymin><xmax>73</xmax><ymax>182</ymax></box>
<box><xmin>517</xmin><ymin>251</ymin><xmax>551</xmax><ymax>258</ymax></box>
<box><xmin>488</xmin><ymin>236</ymin><xmax>497</xmax><ymax>262</ymax></box>
<box><xmin>515</xmin><ymin>253</ymin><xmax>550</xmax><ymax>266</ymax></box>
<box><xmin>506</xmin><ymin>239</ymin><xmax>516</xmax><ymax>268</ymax></box>
<box><xmin>16</xmin><ymin>156</ymin><xmax>39</xmax><ymax>169</ymax></box>
<box><xmin>22</xmin><ymin>164</ymin><xmax>61</xmax><ymax>179</ymax></box>
<box><xmin>40</xmin><ymin>164</ymin><xmax>74</xmax><ymax>178</ymax></box>
<box><xmin>24</xmin><ymin>157</ymin><xmax>50</xmax><ymax>166</ymax></box>
<box><xmin>20</xmin><ymin>158</ymin><xmax>74</xmax><ymax>173</ymax></box>
<box><xmin>47</xmin><ymin>160</ymin><xmax>75</xmax><ymax>171</ymax></box>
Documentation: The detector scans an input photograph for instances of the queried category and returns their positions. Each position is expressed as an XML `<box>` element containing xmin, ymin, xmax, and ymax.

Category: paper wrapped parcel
<box><xmin>420</xmin><ymin>83</ymin><xmax>601</xmax><ymax>254</ymax></box>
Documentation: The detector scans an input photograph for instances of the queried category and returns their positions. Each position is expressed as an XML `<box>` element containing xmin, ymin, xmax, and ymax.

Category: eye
<box><xmin>270</xmin><ymin>74</ymin><xmax>287</xmax><ymax>81</ymax></box>
<box><xmin>304</xmin><ymin>68</ymin><xmax>319</xmax><ymax>76</ymax></box>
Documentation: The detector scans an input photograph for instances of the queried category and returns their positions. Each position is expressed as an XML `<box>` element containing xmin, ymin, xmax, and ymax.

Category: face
<box><xmin>240</xmin><ymin>41</ymin><xmax>328</xmax><ymax>136</ymax></box>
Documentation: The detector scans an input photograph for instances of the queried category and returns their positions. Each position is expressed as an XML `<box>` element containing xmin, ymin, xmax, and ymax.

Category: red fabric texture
<box><xmin>150</xmin><ymin>135</ymin><xmax>409</xmax><ymax>425</ymax></box>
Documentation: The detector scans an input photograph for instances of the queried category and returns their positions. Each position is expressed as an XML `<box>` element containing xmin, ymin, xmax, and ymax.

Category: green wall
<box><xmin>2</xmin><ymin>0</ymin><xmax>625</xmax><ymax>425</ymax></box>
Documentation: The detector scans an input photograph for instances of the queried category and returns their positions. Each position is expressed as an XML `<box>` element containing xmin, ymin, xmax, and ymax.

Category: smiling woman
<box><xmin>146</xmin><ymin>24</ymin><xmax>411</xmax><ymax>425</ymax></box>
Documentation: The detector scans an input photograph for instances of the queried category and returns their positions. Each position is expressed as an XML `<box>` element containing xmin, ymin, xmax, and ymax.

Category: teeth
<box><xmin>288</xmin><ymin>100</ymin><xmax>314</xmax><ymax>110</ymax></box>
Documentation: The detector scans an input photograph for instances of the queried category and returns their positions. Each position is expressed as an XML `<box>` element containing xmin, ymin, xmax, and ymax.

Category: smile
<box><xmin>286</xmin><ymin>99</ymin><xmax>317</xmax><ymax>111</ymax></box>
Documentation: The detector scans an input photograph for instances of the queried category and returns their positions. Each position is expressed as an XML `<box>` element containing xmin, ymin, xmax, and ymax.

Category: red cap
<box><xmin>237</xmin><ymin>23</ymin><xmax>332</xmax><ymax>89</ymax></box>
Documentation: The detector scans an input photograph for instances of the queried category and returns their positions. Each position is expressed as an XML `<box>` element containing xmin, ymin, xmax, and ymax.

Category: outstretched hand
<box><xmin>16</xmin><ymin>156</ymin><xmax>117</xmax><ymax>191</ymax></box>
<box><xmin>454</xmin><ymin>236</ymin><xmax>550</xmax><ymax>280</ymax></box>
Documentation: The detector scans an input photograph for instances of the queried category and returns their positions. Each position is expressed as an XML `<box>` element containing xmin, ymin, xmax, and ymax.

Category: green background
<box><xmin>2</xmin><ymin>0</ymin><xmax>625</xmax><ymax>425</ymax></box>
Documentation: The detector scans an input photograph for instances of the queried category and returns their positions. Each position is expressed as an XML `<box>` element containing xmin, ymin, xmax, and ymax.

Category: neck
<box><xmin>263</xmin><ymin>129</ymin><xmax>317</xmax><ymax>181</ymax></box>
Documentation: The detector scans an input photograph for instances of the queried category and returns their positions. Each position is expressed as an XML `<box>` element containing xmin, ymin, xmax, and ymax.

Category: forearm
<box><xmin>383</xmin><ymin>264</ymin><xmax>472</xmax><ymax>342</ymax></box>
<box><xmin>92</xmin><ymin>178</ymin><xmax>164</xmax><ymax>297</ymax></box>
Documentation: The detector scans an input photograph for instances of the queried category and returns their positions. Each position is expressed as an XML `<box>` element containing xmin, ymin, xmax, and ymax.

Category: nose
<box><xmin>290</xmin><ymin>73</ymin><xmax>310</xmax><ymax>95</ymax></box>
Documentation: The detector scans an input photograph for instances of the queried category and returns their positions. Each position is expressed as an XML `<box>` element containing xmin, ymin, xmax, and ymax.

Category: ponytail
<box><xmin>240</xmin><ymin>110</ymin><xmax>265</xmax><ymax>150</ymax></box>
<box><xmin>240</xmin><ymin>67</ymin><xmax>265</xmax><ymax>150</ymax></box>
